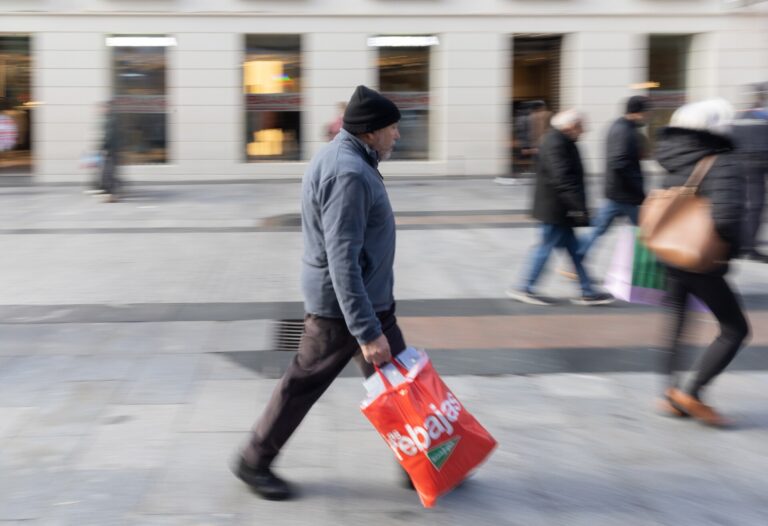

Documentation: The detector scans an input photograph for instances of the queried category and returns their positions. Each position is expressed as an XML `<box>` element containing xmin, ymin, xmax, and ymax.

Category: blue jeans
<box><xmin>579</xmin><ymin>200</ymin><xmax>639</xmax><ymax>259</ymax></box>
<box><xmin>521</xmin><ymin>223</ymin><xmax>594</xmax><ymax>296</ymax></box>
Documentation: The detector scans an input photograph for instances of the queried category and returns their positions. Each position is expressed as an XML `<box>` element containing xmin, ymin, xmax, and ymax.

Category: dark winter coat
<box><xmin>605</xmin><ymin>117</ymin><xmax>645</xmax><ymax>205</ymax></box>
<box><xmin>654</xmin><ymin>127</ymin><xmax>744</xmax><ymax>273</ymax></box>
<box><xmin>532</xmin><ymin>128</ymin><xmax>589</xmax><ymax>226</ymax></box>
<box><xmin>101</xmin><ymin>110</ymin><xmax>120</xmax><ymax>156</ymax></box>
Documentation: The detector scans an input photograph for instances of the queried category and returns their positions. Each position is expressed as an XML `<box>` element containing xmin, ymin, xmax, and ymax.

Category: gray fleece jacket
<box><xmin>300</xmin><ymin>128</ymin><xmax>396</xmax><ymax>344</ymax></box>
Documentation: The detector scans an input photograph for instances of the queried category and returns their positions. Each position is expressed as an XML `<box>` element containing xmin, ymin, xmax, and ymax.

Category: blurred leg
<box><xmin>742</xmin><ymin>167</ymin><xmax>766</xmax><ymax>254</ymax></box>
<box><xmin>244</xmin><ymin>314</ymin><xmax>358</xmax><ymax>468</ymax></box>
<box><xmin>563</xmin><ymin>227</ymin><xmax>595</xmax><ymax>296</ymax></box>
<box><xmin>579</xmin><ymin>200</ymin><xmax>621</xmax><ymax>258</ymax></box>
<box><xmin>520</xmin><ymin>224</ymin><xmax>563</xmax><ymax>292</ymax></box>
<box><xmin>682</xmin><ymin>275</ymin><xmax>750</xmax><ymax>397</ymax></box>
<box><xmin>661</xmin><ymin>268</ymin><xmax>689</xmax><ymax>390</ymax></box>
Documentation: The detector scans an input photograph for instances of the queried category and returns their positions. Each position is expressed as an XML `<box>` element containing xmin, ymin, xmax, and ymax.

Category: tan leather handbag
<box><xmin>639</xmin><ymin>155</ymin><xmax>729</xmax><ymax>273</ymax></box>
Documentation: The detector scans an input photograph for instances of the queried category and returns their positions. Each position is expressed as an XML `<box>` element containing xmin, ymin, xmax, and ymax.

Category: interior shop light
<box><xmin>106</xmin><ymin>36</ymin><xmax>177</xmax><ymax>47</ymax></box>
<box><xmin>367</xmin><ymin>36</ymin><xmax>439</xmax><ymax>47</ymax></box>
<box><xmin>630</xmin><ymin>82</ymin><xmax>661</xmax><ymax>90</ymax></box>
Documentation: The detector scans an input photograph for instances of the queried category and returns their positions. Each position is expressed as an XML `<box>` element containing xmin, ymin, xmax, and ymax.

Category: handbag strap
<box><xmin>684</xmin><ymin>155</ymin><xmax>717</xmax><ymax>189</ymax></box>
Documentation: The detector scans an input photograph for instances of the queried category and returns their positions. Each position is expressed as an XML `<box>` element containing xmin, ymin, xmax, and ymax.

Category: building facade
<box><xmin>1</xmin><ymin>0</ymin><xmax>767</xmax><ymax>183</ymax></box>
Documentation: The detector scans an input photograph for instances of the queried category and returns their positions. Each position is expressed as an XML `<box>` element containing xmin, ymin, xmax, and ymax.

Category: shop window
<box><xmin>0</xmin><ymin>35</ymin><xmax>33</xmax><ymax>175</ymax></box>
<box><xmin>510</xmin><ymin>35</ymin><xmax>561</xmax><ymax>177</ymax></box>
<box><xmin>373</xmin><ymin>36</ymin><xmax>434</xmax><ymax>160</ymax></box>
<box><xmin>109</xmin><ymin>35</ymin><xmax>172</xmax><ymax>164</ymax></box>
<box><xmin>244</xmin><ymin>35</ymin><xmax>302</xmax><ymax>162</ymax></box>
<box><xmin>647</xmin><ymin>35</ymin><xmax>692</xmax><ymax>152</ymax></box>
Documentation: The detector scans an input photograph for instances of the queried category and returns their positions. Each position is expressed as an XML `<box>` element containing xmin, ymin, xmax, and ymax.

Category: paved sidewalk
<box><xmin>2</xmin><ymin>336</ymin><xmax>768</xmax><ymax>525</ymax></box>
<box><xmin>1</xmin><ymin>180</ymin><xmax>767</xmax><ymax>525</ymax></box>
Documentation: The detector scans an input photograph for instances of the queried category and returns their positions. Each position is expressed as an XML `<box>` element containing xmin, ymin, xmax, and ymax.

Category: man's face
<box><xmin>627</xmin><ymin>111</ymin><xmax>647</xmax><ymax>125</ymax></box>
<box><xmin>566</xmin><ymin>120</ymin><xmax>585</xmax><ymax>141</ymax></box>
<box><xmin>369</xmin><ymin>123</ymin><xmax>400</xmax><ymax>160</ymax></box>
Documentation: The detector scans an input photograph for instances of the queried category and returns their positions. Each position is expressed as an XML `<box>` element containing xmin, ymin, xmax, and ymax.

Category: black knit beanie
<box><xmin>626</xmin><ymin>95</ymin><xmax>650</xmax><ymax>114</ymax></box>
<box><xmin>342</xmin><ymin>85</ymin><xmax>401</xmax><ymax>134</ymax></box>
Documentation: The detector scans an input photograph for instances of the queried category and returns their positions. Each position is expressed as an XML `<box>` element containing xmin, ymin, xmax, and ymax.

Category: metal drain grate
<box><xmin>272</xmin><ymin>319</ymin><xmax>304</xmax><ymax>352</ymax></box>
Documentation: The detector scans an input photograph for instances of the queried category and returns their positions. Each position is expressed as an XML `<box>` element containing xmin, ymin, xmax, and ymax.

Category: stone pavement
<box><xmin>1</xmin><ymin>179</ymin><xmax>767</xmax><ymax>525</ymax></box>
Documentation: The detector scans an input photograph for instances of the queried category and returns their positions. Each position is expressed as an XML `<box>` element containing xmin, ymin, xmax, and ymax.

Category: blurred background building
<box><xmin>0</xmin><ymin>0</ymin><xmax>766</xmax><ymax>183</ymax></box>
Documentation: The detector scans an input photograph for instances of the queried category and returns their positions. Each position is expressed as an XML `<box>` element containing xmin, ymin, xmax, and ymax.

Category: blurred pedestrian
<box><xmin>524</xmin><ymin>100</ymin><xmax>552</xmax><ymax>160</ymax></box>
<box><xmin>579</xmin><ymin>96</ymin><xmax>650</xmax><ymax>261</ymax></box>
<box><xmin>234</xmin><ymin>85</ymin><xmax>406</xmax><ymax>500</ymax></box>
<box><xmin>513</xmin><ymin>100</ymin><xmax>551</xmax><ymax>178</ymax></box>
<box><xmin>506</xmin><ymin>109</ymin><xmax>614</xmax><ymax>306</ymax></box>
<box><xmin>98</xmin><ymin>100</ymin><xmax>121</xmax><ymax>203</ymax></box>
<box><xmin>654</xmin><ymin>99</ymin><xmax>750</xmax><ymax>427</ymax></box>
<box><xmin>732</xmin><ymin>88</ymin><xmax>768</xmax><ymax>262</ymax></box>
<box><xmin>325</xmin><ymin>101</ymin><xmax>346</xmax><ymax>141</ymax></box>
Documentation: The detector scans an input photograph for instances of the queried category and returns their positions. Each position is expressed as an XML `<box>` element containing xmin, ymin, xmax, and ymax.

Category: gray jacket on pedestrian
<box><xmin>301</xmin><ymin>128</ymin><xmax>396</xmax><ymax>344</ymax></box>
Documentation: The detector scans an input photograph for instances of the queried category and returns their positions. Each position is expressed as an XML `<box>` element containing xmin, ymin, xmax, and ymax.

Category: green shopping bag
<box><xmin>605</xmin><ymin>227</ymin><xmax>666</xmax><ymax>305</ymax></box>
<box><xmin>605</xmin><ymin>227</ymin><xmax>708</xmax><ymax>311</ymax></box>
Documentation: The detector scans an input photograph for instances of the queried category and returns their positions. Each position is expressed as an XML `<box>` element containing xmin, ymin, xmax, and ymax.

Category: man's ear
<box><xmin>357</xmin><ymin>131</ymin><xmax>375</xmax><ymax>144</ymax></box>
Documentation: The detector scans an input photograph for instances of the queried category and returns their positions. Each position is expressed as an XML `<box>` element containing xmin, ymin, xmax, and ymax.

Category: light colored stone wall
<box><xmin>0</xmin><ymin>1</ymin><xmax>766</xmax><ymax>182</ymax></box>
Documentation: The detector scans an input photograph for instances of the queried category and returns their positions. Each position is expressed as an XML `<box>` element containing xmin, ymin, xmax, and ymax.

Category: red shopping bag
<box><xmin>361</xmin><ymin>351</ymin><xmax>497</xmax><ymax>507</ymax></box>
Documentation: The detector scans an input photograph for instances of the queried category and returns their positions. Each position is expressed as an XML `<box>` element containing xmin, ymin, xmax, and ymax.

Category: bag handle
<box><xmin>374</xmin><ymin>359</ymin><xmax>411</xmax><ymax>392</ymax></box>
<box><xmin>684</xmin><ymin>155</ymin><xmax>717</xmax><ymax>189</ymax></box>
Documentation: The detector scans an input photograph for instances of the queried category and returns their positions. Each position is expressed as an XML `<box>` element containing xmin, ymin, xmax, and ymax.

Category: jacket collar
<box><xmin>553</xmin><ymin>128</ymin><xmax>577</xmax><ymax>144</ymax></box>
<box><xmin>337</xmin><ymin>128</ymin><xmax>380</xmax><ymax>169</ymax></box>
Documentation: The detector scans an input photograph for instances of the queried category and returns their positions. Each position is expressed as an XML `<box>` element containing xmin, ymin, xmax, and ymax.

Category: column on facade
<box><xmin>35</xmin><ymin>32</ymin><xmax>110</xmax><ymax>183</ymax></box>
<box><xmin>303</xmin><ymin>33</ymin><xmax>372</xmax><ymax>160</ymax></box>
<box><xmin>560</xmin><ymin>32</ymin><xmax>645</xmax><ymax>176</ymax></box>
<box><xmin>170</xmin><ymin>33</ymin><xmax>241</xmax><ymax>179</ymax></box>
<box><xmin>438</xmin><ymin>32</ymin><xmax>509</xmax><ymax>177</ymax></box>
<box><xmin>701</xmin><ymin>26</ymin><xmax>768</xmax><ymax>107</ymax></box>
<box><xmin>172</xmin><ymin>32</ymin><xmax>241</xmax><ymax>177</ymax></box>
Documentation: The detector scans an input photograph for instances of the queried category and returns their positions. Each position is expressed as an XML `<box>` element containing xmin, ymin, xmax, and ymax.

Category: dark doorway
<box><xmin>510</xmin><ymin>35</ymin><xmax>562</xmax><ymax>177</ymax></box>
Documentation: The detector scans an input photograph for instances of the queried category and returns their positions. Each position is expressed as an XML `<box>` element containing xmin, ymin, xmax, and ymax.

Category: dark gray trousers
<box><xmin>663</xmin><ymin>268</ymin><xmax>750</xmax><ymax>397</ymax></box>
<box><xmin>243</xmin><ymin>305</ymin><xmax>406</xmax><ymax>468</ymax></box>
<box><xmin>100</xmin><ymin>152</ymin><xmax>120</xmax><ymax>194</ymax></box>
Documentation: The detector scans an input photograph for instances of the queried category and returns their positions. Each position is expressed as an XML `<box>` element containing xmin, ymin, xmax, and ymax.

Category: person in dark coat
<box><xmin>654</xmin><ymin>98</ymin><xmax>750</xmax><ymax>428</ymax></box>
<box><xmin>234</xmin><ymin>85</ymin><xmax>407</xmax><ymax>500</ymax></box>
<box><xmin>579</xmin><ymin>96</ymin><xmax>650</xmax><ymax>260</ymax></box>
<box><xmin>99</xmin><ymin>100</ymin><xmax>121</xmax><ymax>202</ymax></box>
<box><xmin>732</xmin><ymin>89</ymin><xmax>768</xmax><ymax>262</ymax></box>
<box><xmin>506</xmin><ymin>109</ymin><xmax>614</xmax><ymax>306</ymax></box>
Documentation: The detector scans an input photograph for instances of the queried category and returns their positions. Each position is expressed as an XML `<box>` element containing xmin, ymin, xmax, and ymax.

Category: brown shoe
<box><xmin>667</xmin><ymin>388</ymin><xmax>731</xmax><ymax>428</ymax></box>
<box><xmin>656</xmin><ymin>391</ymin><xmax>687</xmax><ymax>418</ymax></box>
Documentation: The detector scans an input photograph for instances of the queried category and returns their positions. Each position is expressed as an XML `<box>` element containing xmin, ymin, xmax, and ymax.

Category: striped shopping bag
<box><xmin>605</xmin><ymin>227</ymin><xmax>667</xmax><ymax>305</ymax></box>
<box><xmin>605</xmin><ymin>226</ymin><xmax>708</xmax><ymax>311</ymax></box>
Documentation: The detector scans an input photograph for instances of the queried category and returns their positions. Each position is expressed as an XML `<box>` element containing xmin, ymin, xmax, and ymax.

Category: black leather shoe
<box><xmin>400</xmin><ymin>467</ymin><xmax>416</xmax><ymax>490</ymax></box>
<box><xmin>233</xmin><ymin>458</ymin><xmax>294</xmax><ymax>501</ymax></box>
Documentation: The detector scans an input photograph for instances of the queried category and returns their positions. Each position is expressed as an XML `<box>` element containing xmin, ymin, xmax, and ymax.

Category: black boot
<box><xmin>233</xmin><ymin>458</ymin><xmax>294</xmax><ymax>501</ymax></box>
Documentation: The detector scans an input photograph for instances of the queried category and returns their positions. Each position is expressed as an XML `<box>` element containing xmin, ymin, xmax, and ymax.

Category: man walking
<box><xmin>579</xmin><ymin>95</ymin><xmax>649</xmax><ymax>261</ymax></box>
<box><xmin>506</xmin><ymin>109</ymin><xmax>614</xmax><ymax>306</ymax></box>
<box><xmin>234</xmin><ymin>85</ymin><xmax>406</xmax><ymax>500</ymax></box>
<box><xmin>99</xmin><ymin>99</ymin><xmax>121</xmax><ymax>202</ymax></box>
<box><xmin>733</xmin><ymin>87</ymin><xmax>768</xmax><ymax>262</ymax></box>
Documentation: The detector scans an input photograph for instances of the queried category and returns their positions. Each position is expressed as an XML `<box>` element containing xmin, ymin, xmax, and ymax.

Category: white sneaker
<box><xmin>505</xmin><ymin>289</ymin><xmax>556</xmax><ymax>306</ymax></box>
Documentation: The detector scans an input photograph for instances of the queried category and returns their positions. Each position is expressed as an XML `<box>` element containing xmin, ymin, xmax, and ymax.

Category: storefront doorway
<box><xmin>0</xmin><ymin>35</ymin><xmax>33</xmax><ymax>175</ymax></box>
<box><xmin>647</xmin><ymin>35</ymin><xmax>691</xmax><ymax>153</ymax></box>
<box><xmin>510</xmin><ymin>35</ymin><xmax>561</xmax><ymax>177</ymax></box>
